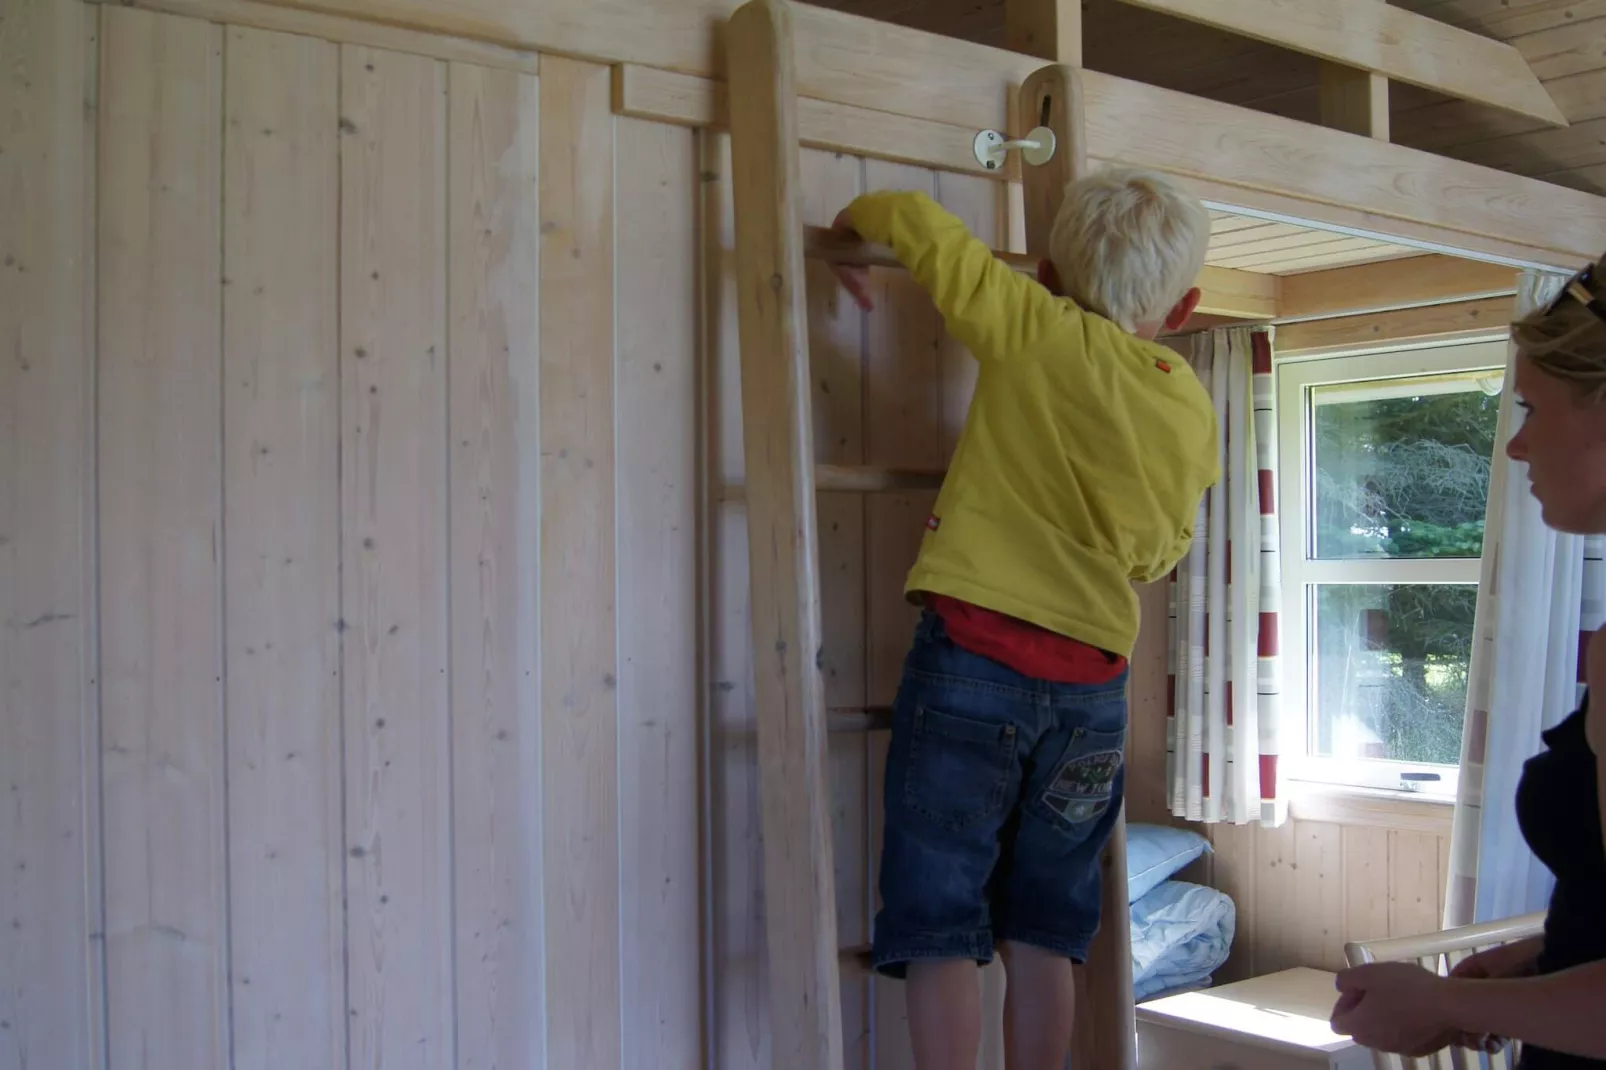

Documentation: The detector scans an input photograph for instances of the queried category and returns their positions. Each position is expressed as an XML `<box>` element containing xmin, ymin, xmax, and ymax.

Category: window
<box><xmin>1277</xmin><ymin>339</ymin><xmax>1508</xmax><ymax>798</ymax></box>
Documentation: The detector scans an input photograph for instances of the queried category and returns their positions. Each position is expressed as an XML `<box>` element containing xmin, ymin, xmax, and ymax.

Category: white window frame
<box><xmin>1276</xmin><ymin>337</ymin><xmax>1509</xmax><ymax>799</ymax></box>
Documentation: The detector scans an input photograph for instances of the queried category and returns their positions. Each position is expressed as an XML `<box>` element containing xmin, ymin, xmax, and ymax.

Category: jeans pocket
<box><xmin>903</xmin><ymin>705</ymin><xmax>1018</xmax><ymax>833</ymax></box>
<box><xmin>1035</xmin><ymin>725</ymin><xmax>1125</xmax><ymax>835</ymax></box>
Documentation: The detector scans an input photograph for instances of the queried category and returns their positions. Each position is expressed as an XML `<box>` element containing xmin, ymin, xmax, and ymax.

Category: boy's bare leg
<box><xmin>906</xmin><ymin>959</ymin><xmax>982</xmax><ymax>1070</ymax></box>
<box><xmin>999</xmin><ymin>942</ymin><xmax>1077</xmax><ymax>1070</ymax></box>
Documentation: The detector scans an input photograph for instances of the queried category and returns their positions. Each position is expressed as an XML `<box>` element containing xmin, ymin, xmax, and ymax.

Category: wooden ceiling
<box><xmin>803</xmin><ymin>0</ymin><xmax>1606</xmax><ymax>197</ymax></box>
<box><xmin>1205</xmin><ymin>213</ymin><xmax>1419</xmax><ymax>274</ymax></box>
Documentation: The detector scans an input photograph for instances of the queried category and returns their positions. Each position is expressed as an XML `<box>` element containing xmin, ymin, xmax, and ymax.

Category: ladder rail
<box><xmin>726</xmin><ymin>1</ymin><xmax>847</xmax><ymax>1067</ymax></box>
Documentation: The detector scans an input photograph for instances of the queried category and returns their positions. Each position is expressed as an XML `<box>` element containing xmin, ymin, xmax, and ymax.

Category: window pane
<box><xmin>1312</xmin><ymin>375</ymin><xmax>1500</xmax><ymax>560</ymax></box>
<box><xmin>1312</xmin><ymin>583</ymin><xmax>1477</xmax><ymax>767</ymax></box>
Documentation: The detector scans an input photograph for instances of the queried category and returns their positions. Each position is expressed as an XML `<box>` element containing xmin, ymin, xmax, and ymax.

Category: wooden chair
<box><xmin>1342</xmin><ymin>912</ymin><xmax>1547</xmax><ymax>1070</ymax></box>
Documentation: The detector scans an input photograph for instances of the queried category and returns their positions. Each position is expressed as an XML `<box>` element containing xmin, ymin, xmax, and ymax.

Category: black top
<box><xmin>1514</xmin><ymin>690</ymin><xmax>1601</xmax><ymax>1069</ymax></box>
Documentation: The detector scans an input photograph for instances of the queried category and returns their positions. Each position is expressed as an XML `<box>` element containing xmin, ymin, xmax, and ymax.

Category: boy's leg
<box><xmin>993</xmin><ymin>676</ymin><xmax>1129</xmax><ymax>1070</ymax></box>
<box><xmin>870</xmin><ymin>611</ymin><xmax>1040</xmax><ymax>1070</ymax></box>
<box><xmin>998</xmin><ymin>941</ymin><xmax>1076</xmax><ymax>1070</ymax></box>
<box><xmin>906</xmin><ymin>960</ymin><xmax>982</xmax><ymax>1070</ymax></box>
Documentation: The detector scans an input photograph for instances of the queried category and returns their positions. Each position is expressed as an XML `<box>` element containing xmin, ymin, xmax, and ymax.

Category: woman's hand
<box><xmin>826</xmin><ymin>208</ymin><xmax>874</xmax><ymax>312</ymax></box>
<box><xmin>1331</xmin><ymin>962</ymin><xmax>1457</xmax><ymax>1056</ymax></box>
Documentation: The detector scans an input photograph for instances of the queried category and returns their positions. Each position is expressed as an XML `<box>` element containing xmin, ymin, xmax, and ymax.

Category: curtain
<box><xmin>1443</xmin><ymin>270</ymin><xmax>1606</xmax><ymax>926</ymax></box>
<box><xmin>1166</xmin><ymin>326</ymin><xmax>1286</xmax><ymax>827</ymax></box>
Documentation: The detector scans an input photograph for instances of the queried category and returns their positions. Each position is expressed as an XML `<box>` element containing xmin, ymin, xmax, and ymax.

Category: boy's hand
<box><xmin>827</xmin><ymin>208</ymin><xmax>874</xmax><ymax>312</ymax></box>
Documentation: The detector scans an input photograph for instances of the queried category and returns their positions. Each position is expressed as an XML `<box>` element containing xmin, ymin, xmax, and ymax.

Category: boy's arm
<box><xmin>846</xmin><ymin>190</ymin><xmax>1073</xmax><ymax>362</ymax></box>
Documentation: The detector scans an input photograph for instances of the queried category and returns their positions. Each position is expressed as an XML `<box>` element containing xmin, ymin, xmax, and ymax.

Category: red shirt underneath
<box><xmin>925</xmin><ymin>593</ymin><xmax>1128</xmax><ymax>685</ymax></box>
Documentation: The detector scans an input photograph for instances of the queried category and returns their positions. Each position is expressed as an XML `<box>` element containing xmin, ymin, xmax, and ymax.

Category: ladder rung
<box><xmin>804</xmin><ymin>225</ymin><xmax>1036</xmax><ymax>276</ymax></box>
<box><xmin>839</xmin><ymin>944</ymin><xmax>874</xmax><ymax>972</ymax></box>
<box><xmin>815</xmin><ymin>464</ymin><xmax>945</xmax><ymax>492</ymax></box>
<box><xmin>720</xmin><ymin>465</ymin><xmax>947</xmax><ymax>501</ymax></box>
<box><xmin>827</xmin><ymin>707</ymin><xmax>893</xmax><ymax>733</ymax></box>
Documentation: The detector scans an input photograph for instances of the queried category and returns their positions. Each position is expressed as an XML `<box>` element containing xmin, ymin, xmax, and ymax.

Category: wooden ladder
<box><xmin>724</xmin><ymin>1</ymin><xmax>1136</xmax><ymax>1066</ymax></box>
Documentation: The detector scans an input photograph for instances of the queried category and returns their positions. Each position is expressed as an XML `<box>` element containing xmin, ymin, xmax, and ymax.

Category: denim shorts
<box><xmin>869</xmin><ymin>609</ymin><xmax>1128</xmax><ymax>978</ymax></box>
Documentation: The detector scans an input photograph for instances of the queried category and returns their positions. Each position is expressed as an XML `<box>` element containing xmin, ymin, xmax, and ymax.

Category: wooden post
<box><xmin>1005</xmin><ymin>0</ymin><xmax>1083</xmax><ymax>64</ymax></box>
<box><xmin>1019</xmin><ymin>63</ymin><xmax>1086</xmax><ymax>260</ymax></box>
<box><xmin>1319</xmin><ymin>63</ymin><xmax>1390</xmax><ymax>140</ymax></box>
<box><xmin>1019</xmin><ymin>63</ymin><xmax>1139</xmax><ymax>1070</ymax></box>
<box><xmin>725</xmin><ymin>2</ymin><xmax>846</xmax><ymax>1068</ymax></box>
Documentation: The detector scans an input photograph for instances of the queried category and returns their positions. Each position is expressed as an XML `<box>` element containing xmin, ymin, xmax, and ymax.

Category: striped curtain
<box><xmin>1166</xmin><ymin>326</ymin><xmax>1286</xmax><ymax>827</ymax></box>
<box><xmin>1443</xmin><ymin>270</ymin><xmax>1606</xmax><ymax>926</ymax></box>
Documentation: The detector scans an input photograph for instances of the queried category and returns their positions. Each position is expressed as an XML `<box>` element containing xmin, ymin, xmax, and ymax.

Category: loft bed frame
<box><xmin>84</xmin><ymin>0</ymin><xmax>1605</xmax><ymax>1067</ymax></box>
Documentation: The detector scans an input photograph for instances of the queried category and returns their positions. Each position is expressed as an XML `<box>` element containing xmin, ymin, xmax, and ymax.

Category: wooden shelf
<box><xmin>815</xmin><ymin>464</ymin><xmax>946</xmax><ymax>492</ymax></box>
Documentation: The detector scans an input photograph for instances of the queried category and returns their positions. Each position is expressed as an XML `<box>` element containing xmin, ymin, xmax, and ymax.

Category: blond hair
<box><xmin>1047</xmin><ymin>166</ymin><xmax>1212</xmax><ymax>332</ymax></box>
<box><xmin>1513</xmin><ymin>252</ymin><xmax>1606</xmax><ymax>404</ymax></box>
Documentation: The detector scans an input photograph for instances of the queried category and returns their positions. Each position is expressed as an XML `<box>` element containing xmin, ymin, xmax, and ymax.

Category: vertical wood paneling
<box><xmin>445</xmin><ymin>61</ymin><xmax>545</xmax><ymax>1070</ymax></box>
<box><xmin>864</xmin><ymin>159</ymin><xmax>940</xmax><ymax>1070</ymax></box>
<box><xmin>704</xmin><ymin>127</ymin><xmax>770</xmax><ymax>1070</ymax></box>
<box><xmin>1342</xmin><ymin>825</ymin><xmax>1393</xmax><ymax>947</ymax></box>
<box><xmin>1253</xmin><ymin>820</ymin><xmax>1303</xmax><ymax>975</ymax></box>
<box><xmin>615</xmin><ymin>114</ymin><xmax>704</xmax><ymax>1069</ymax></box>
<box><xmin>1207</xmin><ymin>822</ymin><xmax>1257</xmax><ymax>981</ymax></box>
<box><xmin>0</xmin><ymin>2</ymin><xmax>101</xmax><ymax>1067</ymax></box>
<box><xmin>97</xmin><ymin>9</ymin><xmax>227</xmax><ymax>1068</ymax></box>
<box><xmin>537</xmin><ymin>55</ymin><xmax>621</xmax><ymax>1070</ymax></box>
<box><xmin>222</xmin><ymin>26</ymin><xmax>343</xmax><ymax>1070</ymax></box>
<box><xmin>1294</xmin><ymin>821</ymin><xmax>1345</xmax><ymax>971</ymax></box>
<box><xmin>798</xmin><ymin>147</ymin><xmax>870</xmax><ymax>1070</ymax></box>
<box><xmin>1389</xmin><ymin>831</ymin><xmax>1443</xmax><ymax>938</ymax></box>
<box><xmin>339</xmin><ymin>44</ymin><xmax>452</xmax><ymax>1070</ymax></box>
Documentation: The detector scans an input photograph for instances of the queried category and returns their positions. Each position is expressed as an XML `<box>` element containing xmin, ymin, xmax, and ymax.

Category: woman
<box><xmin>1330</xmin><ymin>254</ymin><xmax>1606</xmax><ymax>1067</ymax></box>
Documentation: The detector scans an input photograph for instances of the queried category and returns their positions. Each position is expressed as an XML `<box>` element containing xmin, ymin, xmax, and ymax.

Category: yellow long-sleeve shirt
<box><xmin>847</xmin><ymin>189</ymin><xmax>1221</xmax><ymax>658</ymax></box>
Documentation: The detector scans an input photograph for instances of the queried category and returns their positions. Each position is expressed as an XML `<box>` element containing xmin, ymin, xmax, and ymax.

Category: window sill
<box><xmin>1287</xmin><ymin>780</ymin><xmax>1455</xmax><ymax>836</ymax></box>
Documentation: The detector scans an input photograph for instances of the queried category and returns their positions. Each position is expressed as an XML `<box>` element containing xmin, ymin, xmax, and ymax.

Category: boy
<box><xmin>827</xmin><ymin>167</ymin><xmax>1221</xmax><ymax>1070</ymax></box>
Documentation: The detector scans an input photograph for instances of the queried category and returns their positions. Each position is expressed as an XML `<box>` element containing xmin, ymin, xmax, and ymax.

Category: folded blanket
<box><xmin>1130</xmin><ymin>879</ymin><xmax>1236</xmax><ymax>1002</ymax></box>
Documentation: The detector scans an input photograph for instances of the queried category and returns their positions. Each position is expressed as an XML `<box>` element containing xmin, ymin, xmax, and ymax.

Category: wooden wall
<box><xmin>5</xmin><ymin>3</ymin><xmax>708</xmax><ymax>1066</ymax></box>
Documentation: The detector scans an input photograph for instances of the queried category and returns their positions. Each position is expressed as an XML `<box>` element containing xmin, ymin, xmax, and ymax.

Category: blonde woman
<box><xmin>1330</xmin><ymin>255</ymin><xmax>1606</xmax><ymax>1069</ymax></box>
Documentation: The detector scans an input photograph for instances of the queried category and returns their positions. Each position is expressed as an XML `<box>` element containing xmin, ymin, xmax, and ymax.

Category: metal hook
<box><xmin>972</xmin><ymin>125</ymin><xmax>1058</xmax><ymax>171</ymax></box>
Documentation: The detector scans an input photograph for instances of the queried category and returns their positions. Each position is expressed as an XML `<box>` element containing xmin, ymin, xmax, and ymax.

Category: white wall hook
<box><xmin>972</xmin><ymin>126</ymin><xmax>1057</xmax><ymax>171</ymax></box>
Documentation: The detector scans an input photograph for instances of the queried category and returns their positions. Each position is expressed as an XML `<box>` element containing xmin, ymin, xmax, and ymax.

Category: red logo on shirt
<box><xmin>1155</xmin><ymin>359</ymin><xmax>1173</xmax><ymax>374</ymax></box>
<box><xmin>926</xmin><ymin>514</ymin><xmax>941</xmax><ymax>531</ymax></box>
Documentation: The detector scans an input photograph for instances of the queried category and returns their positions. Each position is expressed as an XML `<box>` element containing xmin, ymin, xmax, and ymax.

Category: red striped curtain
<box><xmin>1166</xmin><ymin>326</ymin><xmax>1287</xmax><ymax>827</ymax></box>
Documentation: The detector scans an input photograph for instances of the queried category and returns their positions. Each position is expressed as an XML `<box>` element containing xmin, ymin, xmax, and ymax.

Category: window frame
<box><xmin>1275</xmin><ymin>336</ymin><xmax>1510</xmax><ymax>799</ymax></box>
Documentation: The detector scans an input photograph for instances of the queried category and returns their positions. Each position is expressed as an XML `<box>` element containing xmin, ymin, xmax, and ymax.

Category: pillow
<box><xmin>1126</xmin><ymin>823</ymin><xmax>1212</xmax><ymax>903</ymax></box>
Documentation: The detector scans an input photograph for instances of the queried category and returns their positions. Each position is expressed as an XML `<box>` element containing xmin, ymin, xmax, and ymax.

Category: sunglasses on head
<box><xmin>1542</xmin><ymin>261</ymin><xmax>1606</xmax><ymax>324</ymax></box>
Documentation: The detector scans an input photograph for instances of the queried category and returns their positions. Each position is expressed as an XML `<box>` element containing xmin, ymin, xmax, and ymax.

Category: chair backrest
<box><xmin>1343</xmin><ymin>912</ymin><xmax>1547</xmax><ymax>1070</ymax></box>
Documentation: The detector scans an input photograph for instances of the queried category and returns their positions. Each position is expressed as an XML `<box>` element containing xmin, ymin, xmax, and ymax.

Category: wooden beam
<box><xmin>1274</xmin><ymin>296</ymin><xmax>1516</xmax><ymax>354</ymax></box>
<box><xmin>724</xmin><ymin>2</ymin><xmax>845</xmax><ymax>1068</ymax></box>
<box><xmin>1110</xmin><ymin>0</ymin><xmax>1566</xmax><ymax>126</ymax></box>
<box><xmin>83</xmin><ymin>0</ymin><xmax>541</xmax><ymax>70</ymax></box>
<box><xmin>1005</xmin><ymin>0</ymin><xmax>1082</xmax><ymax>64</ymax></box>
<box><xmin>1018</xmin><ymin>62</ymin><xmax>1138</xmax><ymax>1070</ymax></box>
<box><xmin>1278</xmin><ymin>255</ymin><xmax>1519</xmax><ymax>319</ymax></box>
<box><xmin>1319</xmin><ymin>64</ymin><xmax>1389</xmax><ymax>141</ymax></box>
<box><xmin>1196</xmin><ymin>266</ymin><xmax>1278</xmax><ymax>320</ymax></box>
<box><xmin>613</xmin><ymin>63</ymin><xmax>1013</xmax><ymax>180</ymax></box>
<box><xmin>1020</xmin><ymin>64</ymin><xmax>1086</xmax><ymax>260</ymax></box>
<box><xmin>110</xmin><ymin>0</ymin><xmax>1606</xmax><ymax>265</ymax></box>
<box><xmin>1079</xmin><ymin>69</ymin><xmax>1604</xmax><ymax>268</ymax></box>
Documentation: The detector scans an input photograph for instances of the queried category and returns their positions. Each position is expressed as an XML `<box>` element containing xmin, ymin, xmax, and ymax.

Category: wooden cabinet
<box><xmin>1135</xmin><ymin>968</ymin><xmax>1374</xmax><ymax>1070</ymax></box>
